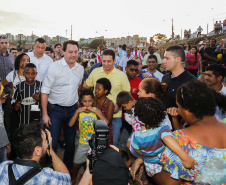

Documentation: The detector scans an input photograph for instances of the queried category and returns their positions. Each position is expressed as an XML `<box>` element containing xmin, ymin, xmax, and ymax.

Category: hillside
<box><xmin>156</xmin><ymin>33</ymin><xmax>226</xmax><ymax>50</ymax></box>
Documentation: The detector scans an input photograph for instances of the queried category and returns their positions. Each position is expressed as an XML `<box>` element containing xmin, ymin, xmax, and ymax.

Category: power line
<box><xmin>206</xmin><ymin>12</ymin><xmax>226</xmax><ymax>19</ymax></box>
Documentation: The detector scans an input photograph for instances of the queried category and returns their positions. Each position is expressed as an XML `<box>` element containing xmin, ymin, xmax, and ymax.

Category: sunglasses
<box><xmin>129</xmin><ymin>68</ymin><xmax>138</xmax><ymax>73</ymax></box>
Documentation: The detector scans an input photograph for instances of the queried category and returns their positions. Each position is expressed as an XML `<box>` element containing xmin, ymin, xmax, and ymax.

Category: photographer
<box><xmin>0</xmin><ymin>124</ymin><xmax>71</xmax><ymax>184</ymax></box>
<box><xmin>79</xmin><ymin>145</ymin><xmax>129</xmax><ymax>185</ymax></box>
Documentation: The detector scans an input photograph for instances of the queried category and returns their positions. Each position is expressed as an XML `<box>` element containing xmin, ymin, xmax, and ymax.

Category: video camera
<box><xmin>88</xmin><ymin>120</ymin><xmax>109</xmax><ymax>173</ymax></box>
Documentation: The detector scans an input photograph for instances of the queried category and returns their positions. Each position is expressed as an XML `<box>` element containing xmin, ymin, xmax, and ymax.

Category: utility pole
<box><xmin>181</xmin><ymin>29</ymin><xmax>182</xmax><ymax>40</ymax></box>
<box><xmin>66</xmin><ymin>30</ymin><xmax>67</xmax><ymax>38</ymax></box>
<box><xmin>71</xmin><ymin>25</ymin><xmax>72</xmax><ymax>40</ymax></box>
<box><xmin>207</xmin><ymin>24</ymin><xmax>208</xmax><ymax>34</ymax></box>
<box><xmin>172</xmin><ymin>18</ymin><xmax>174</xmax><ymax>40</ymax></box>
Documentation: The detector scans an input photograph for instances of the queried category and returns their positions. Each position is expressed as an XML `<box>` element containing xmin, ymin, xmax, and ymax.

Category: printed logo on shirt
<box><xmin>21</xmin><ymin>97</ymin><xmax>36</xmax><ymax>105</ymax></box>
<box><xmin>82</xmin><ymin>116</ymin><xmax>96</xmax><ymax>122</ymax></box>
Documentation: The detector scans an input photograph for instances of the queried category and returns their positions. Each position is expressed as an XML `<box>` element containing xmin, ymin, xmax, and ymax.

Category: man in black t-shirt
<box><xmin>204</xmin><ymin>39</ymin><xmax>221</xmax><ymax>65</ymax></box>
<box><xmin>162</xmin><ymin>46</ymin><xmax>196</xmax><ymax>108</ymax></box>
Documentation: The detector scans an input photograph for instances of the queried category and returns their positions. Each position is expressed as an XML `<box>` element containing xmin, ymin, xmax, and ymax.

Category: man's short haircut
<box><xmin>116</xmin><ymin>91</ymin><xmax>134</xmax><ymax>107</ymax></box>
<box><xmin>0</xmin><ymin>35</ymin><xmax>7</xmax><ymax>40</ymax></box>
<box><xmin>103</xmin><ymin>49</ymin><xmax>115</xmax><ymax>60</ymax></box>
<box><xmin>147</xmin><ymin>55</ymin><xmax>157</xmax><ymax>62</ymax></box>
<box><xmin>211</xmin><ymin>38</ymin><xmax>216</xmax><ymax>43</ymax></box>
<box><xmin>45</xmin><ymin>46</ymin><xmax>54</xmax><ymax>53</ymax></box>
<box><xmin>99</xmin><ymin>44</ymin><xmax>105</xmax><ymax>49</ymax></box>
<box><xmin>177</xmin><ymin>80</ymin><xmax>216</xmax><ymax>119</ymax></box>
<box><xmin>10</xmin><ymin>48</ymin><xmax>17</xmax><ymax>52</ymax></box>
<box><xmin>206</xmin><ymin>64</ymin><xmax>226</xmax><ymax>82</ymax></box>
<box><xmin>126</xmin><ymin>46</ymin><xmax>131</xmax><ymax>50</ymax></box>
<box><xmin>54</xmin><ymin>43</ymin><xmax>61</xmax><ymax>48</ymax></box>
<box><xmin>96</xmin><ymin>78</ymin><xmax>112</xmax><ymax>96</ymax></box>
<box><xmin>35</xmin><ymin>38</ymin><xmax>46</xmax><ymax>44</ymax></box>
<box><xmin>166</xmin><ymin>45</ymin><xmax>185</xmax><ymax>62</ymax></box>
<box><xmin>62</xmin><ymin>40</ymin><xmax>79</xmax><ymax>52</ymax></box>
<box><xmin>13</xmin><ymin>124</ymin><xmax>44</xmax><ymax>159</ymax></box>
<box><xmin>79</xmin><ymin>89</ymin><xmax>94</xmax><ymax>106</ymax></box>
<box><xmin>15</xmin><ymin>53</ymin><xmax>30</xmax><ymax>70</ymax></box>
<box><xmin>25</xmin><ymin>63</ymin><xmax>37</xmax><ymax>70</ymax></box>
<box><xmin>127</xmin><ymin>60</ymin><xmax>138</xmax><ymax>68</ymax></box>
<box><xmin>148</xmin><ymin>45</ymin><xmax>154</xmax><ymax>50</ymax></box>
<box><xmin>133</xmin><ymin>56</ymin><xmax>142</xmax><ymax>63</ymax></box>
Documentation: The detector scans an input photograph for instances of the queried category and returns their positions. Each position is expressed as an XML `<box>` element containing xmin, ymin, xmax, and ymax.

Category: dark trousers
<box><xmin>3</xmin><ymin>97</ymin><xmax>11</xmax><ymax>138</ymax></box>
<box><xmin>47</xmin><ymin>102</ymin><xmax>78</xmax><ymax>171</ymax></box>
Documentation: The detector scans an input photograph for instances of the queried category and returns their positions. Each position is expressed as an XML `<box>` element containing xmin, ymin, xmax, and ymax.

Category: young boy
<box><xmin>69</xmin><ymin>89</ymin><xmax>108</xmax><ymax>184</ymax></box>
<box><xmin>13</xmin><ymin>63</ymin><xmax>42</xmax><ymax>125</ymax></box>
<box><xmin>117</xmin><ymin>91</ymin><xmax>145</xmax><ymax>167</ymax></box>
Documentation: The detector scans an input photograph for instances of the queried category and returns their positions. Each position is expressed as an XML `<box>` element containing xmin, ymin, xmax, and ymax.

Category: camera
<box><xmin>88</xmin><ymin>120</ymin><xmax>109</xmax><ymax>173</ymax></box>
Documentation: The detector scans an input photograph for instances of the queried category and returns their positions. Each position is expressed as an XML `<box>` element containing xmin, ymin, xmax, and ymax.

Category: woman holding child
<box><xmin>131</xmin><ymin>80</ymin><xmax>226</xmax><ymax>184</ymax></box>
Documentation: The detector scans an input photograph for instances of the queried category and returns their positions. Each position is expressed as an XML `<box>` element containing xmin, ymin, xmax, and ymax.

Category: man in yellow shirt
<box><xmin>83</xmin><ymin>49</ymin><xmax>130</xmax><ymax>147</ymax></box>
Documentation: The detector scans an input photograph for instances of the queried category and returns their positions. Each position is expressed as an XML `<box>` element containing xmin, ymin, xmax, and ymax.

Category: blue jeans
<box><xmin>47</xmin><ymin>102</ymin><xmax>78</xmax><ymax>171</ymax></box>
<box><xmin>0</xmin><ymin>146</ymin><xmax>7</xmax><ymax>163</ymax></box>
<box><xmin>112</xmin><ymin>117</ymin><xmax>122</xmax><ymax>147</ymax></box>
<box><xmin>122</xmin><ymin>119</ymin><xmax>132</xmax><ymax>152</ymax></box>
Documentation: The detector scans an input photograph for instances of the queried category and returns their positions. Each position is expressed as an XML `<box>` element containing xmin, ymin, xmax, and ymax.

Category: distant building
<box><xmin>60</xmin><ymin>37</ymin><xmax>69</xmax><ymax>44</ymax></box>
<box><xmin>27</xmin><ymin>35</ymin><xmax>38</xmax><ymax>43</ymax></box>
<box><xmin>42</xmin><ymin>35</ymin><xmax>51</xmax><ymax>45</ymax></box>
<box><xmin>105</xmin><ymin>35</ymin><xmax>147</xmax><ymax>47</ymax></box>
<box><xmin>79</xmin><ymin>36</ymin><xmax>104</xmax><ymax>45</ymax></box>
<box><xmin>15</xmin><ymin>34</ymin><xmax>26</xmax><ymax>41</ymax></box>
<box><xmin>6</xmin><ymin>33</ymin><xmax>14</xmax><ymax>43</ymax></box>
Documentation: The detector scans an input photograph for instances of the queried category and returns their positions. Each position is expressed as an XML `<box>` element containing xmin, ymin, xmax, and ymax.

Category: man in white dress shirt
<box><xmin>27</xmin><ymin>38</ymin><xmax>53</xmax><ymax>82</ymax></box>
<box><xmin>41</xmin><ymin>40</ymin><xmax>84</xmax><ymax>172</ymax></box>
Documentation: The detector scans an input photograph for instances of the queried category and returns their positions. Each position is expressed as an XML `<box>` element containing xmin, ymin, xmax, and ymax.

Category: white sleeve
<box><xmin>41</xmin><ymin>65</ymin><xmax>56</xmax><ymax>94</ymax></box>
<box><xmin>119</xmin><ymin>58</ymin><xmax>124</xmax><ymax>67</ymax></box>
<box><xmin>6</xmin><ymin>71</ymin><xmax>13</xmax><ymax>82</ymax></box>
<box><xmin>124</xmin><ymin>113</ymin><xmax>133</xmax><ymax>125</ymax></box>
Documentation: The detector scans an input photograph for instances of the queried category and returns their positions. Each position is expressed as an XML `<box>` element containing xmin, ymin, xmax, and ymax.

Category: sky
<box><xmin>0</xmin><ymin>0</ymin><xmax>226</xmax><ymax>41</ymax></box>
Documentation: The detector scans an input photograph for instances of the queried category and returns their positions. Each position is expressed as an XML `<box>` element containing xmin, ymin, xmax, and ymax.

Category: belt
<box><xmin>52</xmin><ymin>103</ymin><xmax>75</xmax><ymax>109</ymax></box>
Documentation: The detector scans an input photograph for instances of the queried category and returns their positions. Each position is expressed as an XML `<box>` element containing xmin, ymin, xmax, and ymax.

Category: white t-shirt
<box><xmin>27</xmin><ymin>52</ymin><xmax>53</xmax><ymax>82</ymax></box>
<box><xmin>6</xmin><ymin>70</ymin><xmax>25</xmax><ymax>99</ymax></box>
<box><xmin>119</xmin><ymin>55</ymin><xmax>133</xmax><ymax>73</ymax></box>
<box><xmin>154</xmin><ymin>70</ymin><xmax>164</xmax><ymax>82</ymax></box>
<box><xmin>220</xmin><ymin>85</ymin><xmax>226</xmax><ymax>95</ymax></box>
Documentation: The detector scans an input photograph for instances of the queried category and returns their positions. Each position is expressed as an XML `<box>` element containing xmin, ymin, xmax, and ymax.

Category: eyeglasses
<box><xmin>129</xmin><ymin>68</ymin><xmax>138</xmax><ymax>73</ymax></box>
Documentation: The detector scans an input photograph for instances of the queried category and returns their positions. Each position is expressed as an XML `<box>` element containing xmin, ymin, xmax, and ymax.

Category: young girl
<box><xmin>185</xmin><ymin>46</ymin><xmax>202</xmax><ymax>77</ymax></box>
<box><xmin>137</xmin><ymin>78</ymin><xmax>172</xmax><ymax>129</ymax></box>
<box><xmin>69</xmin><ymin>89</ymin><xmax>108</xmax><ymax>185</ymax></box>
<box><xmin>131</xmin><ymin>97</ymin><xmax>198</xmax><ymax>178</ymax></box>
<box><xmin>94</xmin><ymin>78</ymin><xmax>114</xmax><ymax>146</ymax></box>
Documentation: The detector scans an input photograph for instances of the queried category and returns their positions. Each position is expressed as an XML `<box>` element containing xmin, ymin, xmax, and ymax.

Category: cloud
<box><xmin>0</xmin><ymin>10</ymin><xmax>54</xmax><ymax>35</ymax></box>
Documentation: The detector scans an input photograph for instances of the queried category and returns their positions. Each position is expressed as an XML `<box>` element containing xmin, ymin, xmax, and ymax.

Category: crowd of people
<box><xmin>0</xmin><ymin>34</ymin><xmax>226</xmax><ymax>185</ymax></box>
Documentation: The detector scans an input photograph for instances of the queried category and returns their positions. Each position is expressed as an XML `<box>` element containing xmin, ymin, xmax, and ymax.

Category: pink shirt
<box><xmin>186</xmin><ymin>53</ymin><xmax>201</xmax><ymax>69</ymax></box>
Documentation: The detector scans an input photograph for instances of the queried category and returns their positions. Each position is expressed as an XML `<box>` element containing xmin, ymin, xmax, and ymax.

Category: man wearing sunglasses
<box><xmin>125</xmin><ymin>60</ymin><xmax>142</xmax><ymax>100</ymax></box>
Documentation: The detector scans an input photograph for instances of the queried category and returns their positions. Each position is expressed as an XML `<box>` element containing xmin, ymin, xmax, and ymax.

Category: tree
<box><xmin>153</xmin><ymin>33</ymin><xmax>167</xmax><ymax>42</ymax></box>
<box><xmin>89</xmin><ymin>39</ymin><xmax>106</xmax><ymax>49</ymax></box>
